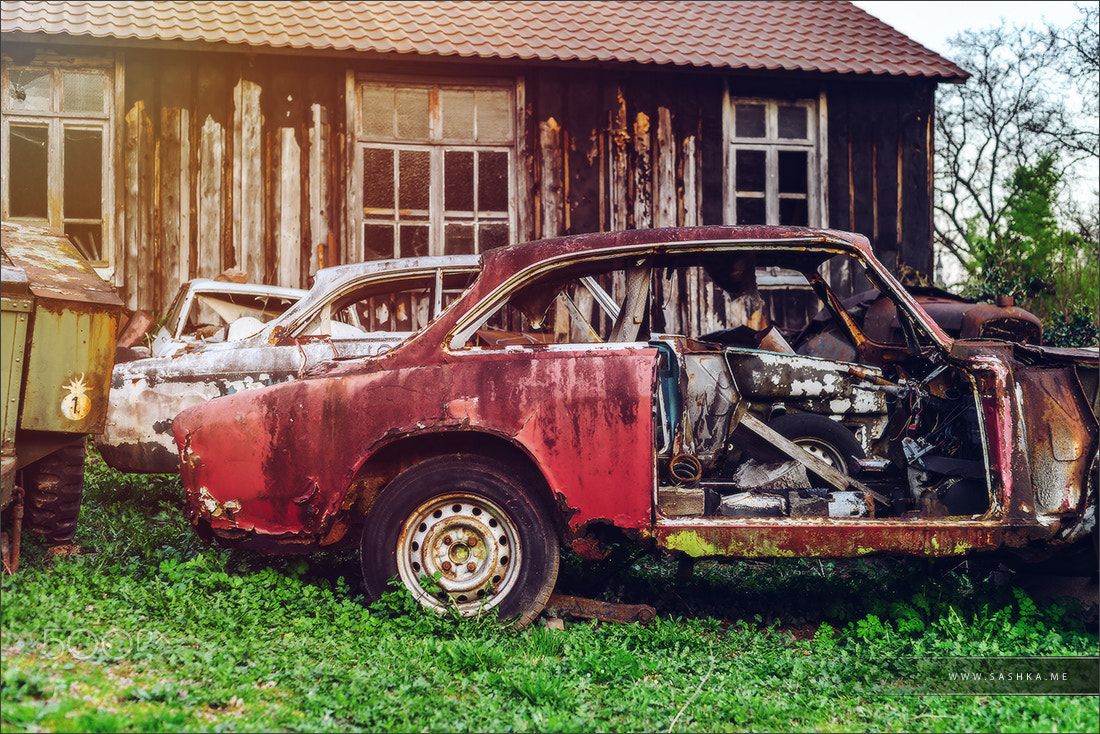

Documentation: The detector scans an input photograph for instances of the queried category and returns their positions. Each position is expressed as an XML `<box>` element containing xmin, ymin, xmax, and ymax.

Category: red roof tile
<box><xmin>0</xmin><ymin>1</ymin><xmax>967</xmax><ymax>80</ymax></box>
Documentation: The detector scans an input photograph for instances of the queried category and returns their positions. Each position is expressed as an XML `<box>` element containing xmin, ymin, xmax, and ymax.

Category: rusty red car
<box><xmin>172</xmin><ymin>226</ymin><xmax>1099</xmax><ymax>625</ymax></box>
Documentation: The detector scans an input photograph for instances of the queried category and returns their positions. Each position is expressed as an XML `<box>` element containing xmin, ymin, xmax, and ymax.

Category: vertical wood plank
<box><xmin>197</xmin><ymin>116</ymin><xmax>225</xmax><ymax>279</ymax></box>
<box><xmin>681</xmin><ymin>136</ymin><xmax>698</xmax><ymax>227</ymax></box>
<box><xmin>344</xmin><ymin>69</ymin><xmax>361</xmax><ymax>265</ymax></box>
<box><xmin>275</xmin><ymin>126</ymin><xmax>302</xmax><ymax>287</ymax></box>
<box><xmin>655</xmin><ymin>107</ymin><xmax>676</xmax><ymax>228</ymax></box>
<box><xmin>565</xmin><ymin>72</ymin><xmax>601</xmax><ymax>235</ymax></box>
<box><xmin>899</xmin><ymin>83</ymin><xmax>934</xmax><ymax>277</ymax></box>
<box><xmin>233</xmin><ymin>77</ymin><xmax>264</xmax><ymax>283</ymax></box>
<box><xmin>632</xmin><ymin>112</ymin><xmax>652</xmax><ymax>229</ymax></box>
<box><xmin>124</xmin><ymin>100</ymin><xmax>154</xmax><ymax>310</ymax></box>
<box><xmin>610</xmin><ymin>89</ymin><xmax>629</xmax><ymax>231</ymax></box>
<box><xmin>308</xmin><ymin>103</ymin><xmax>329</xmax><ymax>275</ymax></box>
<box><xmin>539</xmin><ymin>117</ymin><xmax>563</xmax><ymax>238</ymax></box>
<box><xmin>159</xmin><ymin>105</ymin><xmax>191</xmax><ymax>304</ymax></box>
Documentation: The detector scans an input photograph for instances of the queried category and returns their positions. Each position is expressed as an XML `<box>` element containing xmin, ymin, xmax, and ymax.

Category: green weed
<box><xmin>1</xmin><ymin>448</ymin><xmax>1097</xmax><ymax>732</ymax></box>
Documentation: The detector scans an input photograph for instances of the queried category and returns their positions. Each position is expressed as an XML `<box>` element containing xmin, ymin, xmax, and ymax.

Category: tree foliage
<box><xmin>963</xmin><ymin>154</ymin><xmax>1098</xmax><ymax>346</ymax></box>
<box><xmin>935</xmin><ymin>4</ymin><xmax>1099</xmax><ymax>346</ymax></box>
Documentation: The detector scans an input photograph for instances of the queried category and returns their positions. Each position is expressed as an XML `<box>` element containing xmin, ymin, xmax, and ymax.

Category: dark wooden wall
<box><xmin>101</xmin><ymin>46</ymin><xmax>937</xmax><ymax>318</ymax></box>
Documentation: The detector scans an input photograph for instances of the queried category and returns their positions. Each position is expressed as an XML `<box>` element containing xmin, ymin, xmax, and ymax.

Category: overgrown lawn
<box><xmin>2</xmin><ymin>450</ymin><xmax>1097</xmax><ymax>732</ymax></box>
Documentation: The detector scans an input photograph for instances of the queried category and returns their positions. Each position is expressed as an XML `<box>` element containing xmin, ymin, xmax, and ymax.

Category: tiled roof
<box><xmin>0</xmin><ymin>1</ymin><xmax>968</xmax><ymax>80</ymax></box>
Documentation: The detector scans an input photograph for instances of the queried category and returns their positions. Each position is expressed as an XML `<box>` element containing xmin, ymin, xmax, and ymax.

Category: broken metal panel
<box><xmin>1016</xmin><ymin>366</ymin><xmax>1098</xmax><ymax>515</ymax></box>
<box><xmin>174</xmin><ymin>347</ymin><xmax>659</xmax><ymax>545</ymax></box>
<box><xmin>98</xmin><ymin>337</ymin><xmax>380</xmax><ymax>473</ymax></box>
<box><xmin>674</xmin><ymin>348</ymin><xmax>742</xmax><ymax>466</ymax></box>
<box><xmin>724</xmin><ymin>349</ymin><xmax>889</xmax><ymax>451</ymax></box>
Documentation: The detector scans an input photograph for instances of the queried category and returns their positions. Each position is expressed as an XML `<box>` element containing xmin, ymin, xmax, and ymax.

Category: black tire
<box><xmin>23</xmin><ymin>441</ymin><xmax>86</xmax><ymax>545</ymax></box>
<box><xmin>361</xmin><ymin>455</ymin><xmax>559</xmax><ymax>627</ymax></box>
<box><xmin>767</xmin><ymin>412</ymin><xmax>866</xmax><ymax>476</ymax></box>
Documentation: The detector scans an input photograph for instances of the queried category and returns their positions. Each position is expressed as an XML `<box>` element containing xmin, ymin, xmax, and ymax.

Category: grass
<box><xmin>1</xmin><ymin>447</ymin><xmax>1097</xmax><ymax>732</ymax></box>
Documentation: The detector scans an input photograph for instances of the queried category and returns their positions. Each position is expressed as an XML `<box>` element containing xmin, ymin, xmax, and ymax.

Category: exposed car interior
<box><xmin>468</xmin><ymin>245</ymin><xmax>992</xmax><ymax>523</ymax></box>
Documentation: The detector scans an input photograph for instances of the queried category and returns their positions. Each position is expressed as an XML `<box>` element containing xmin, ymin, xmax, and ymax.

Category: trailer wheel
<box><xmin>361</xmin><ymin>455</ymin><xmax>559</xmax><ymax>627</ymax></box>
<box><xmin>23</xmin><ymin>441</ymin><xmax>86</xmax><ymax>546</ymax></box>
<box><xmin>768</xmin><ymin>412</ymin><xmax>865</xmax><ymax>476</ymax></box>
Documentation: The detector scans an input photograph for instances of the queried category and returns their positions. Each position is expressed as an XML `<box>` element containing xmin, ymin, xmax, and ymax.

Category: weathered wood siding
<box><xmin>113</xmin><ymin>49</ymin><xmax>936</xmax><ymax>331</ymax></box>
<box><xmin>117</xmin><ymin>51</ymin><xmax>346</xmax><ymax>310</ymax></box>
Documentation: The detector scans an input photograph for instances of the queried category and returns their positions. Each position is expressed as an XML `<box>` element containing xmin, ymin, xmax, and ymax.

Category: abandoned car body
<box><xmin>97</xmin><ymin>255</ymin><xmax>480</xmax><ymax>473</ymax></box>
<box><xmin>147</xmin><ymin>279</ymin><xmax>307</xmax><ymax>358</ymax></box>
<box><xmin>171</xmin><ymin>226</ymin><xmax>1099</xmax><ymax>625</ymax></box>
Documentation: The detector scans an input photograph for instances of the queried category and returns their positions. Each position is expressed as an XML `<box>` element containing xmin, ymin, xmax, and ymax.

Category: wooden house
<box><xmin>1</xmin><ymin>0</ymin><xmax>966</xmax><ymax>332</ymax></box>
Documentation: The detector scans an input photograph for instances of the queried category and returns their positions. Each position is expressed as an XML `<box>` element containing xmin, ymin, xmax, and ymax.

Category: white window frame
<box><xmin>350</xmin><ymin>75</ymin><xmax>520</xmax><ymax>260</ymax></box>
<box><xmin>722</xmin><ymin>88</ymin><xmax>827</xmax><ymax>229</ymax></box>
<box><xmin>1</xmin><ymin>57</ymin><xmax>115</xmax><ymax>268</ymax></box>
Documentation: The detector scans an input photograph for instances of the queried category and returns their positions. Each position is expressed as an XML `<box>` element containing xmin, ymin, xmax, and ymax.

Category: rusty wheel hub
<box><xmin>396</xmin><ymin>493</ymin><xmax>522</xmax><ymax>615</ymax></box>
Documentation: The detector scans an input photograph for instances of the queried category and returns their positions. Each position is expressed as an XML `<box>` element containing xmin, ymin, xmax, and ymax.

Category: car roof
<box><xmin>181</xmin><ymin>279</ymin><xmax>307</xmax><ymax>299</ymax></box>
<box><xmin>309</xmin><ymin>254</ymin><xmax>483</xmax><ymax>292</ymax></box>
<box><xmin>478</xmin><ymin>226</ymin><xmax>870</xmax><ymax>283</ymax></box>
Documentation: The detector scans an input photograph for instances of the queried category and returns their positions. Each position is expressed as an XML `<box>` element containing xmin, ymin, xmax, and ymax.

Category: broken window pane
<box><xmin>399</xmin><ymin>223</ymin><xmax>429</xmax><ymax>257</ymax></box>
<box><xmin>64</xmin><ymin>127</ymin><xmax>102</xmax><ymax>219</ymax></box>
<box><xmin>478</xmin><ymin>151</ymin><xmax>508</xmax><ymax>211</ymax></box>
<box><xmin>65</xmin><ymin>222</ymin><xmax>101</xmax><ymax>261</ymax></box>
<box><xmin>778</xmin><ymin>105</ymin><xmax>808</xmax><ymax>139</ymax></box>
<box><xmin>445</xmin><ymin>150</ymin><xmax>474</xmax><ymax>211</ymax></box>
<box><xmin>480</xmin><ymin>222</ymin><xmax>510</xmax><ymax>250</ymax></box>
<box><xmin>735</xmin><ymin>149</ymin><xmax>765</xmax><ymax>192</ymax></box>
<box><xmin>364</xmin><ymin>223</ymin><xmax>395</xmax><ymax>260</ymax></box>
<box><xmin>8</xmin><ymin>123</ymin><xmax>48</xmax><ymax>218</ymax></box>
<box><xmin>7</xmin><ymin>69</ymin><xmax>50</xmax><ymax>112</ymax></box>
<box><xmin>779</xmin><ymin>199</ymin><xmax>808</xmax><ymax>226</ymax></box>
<box><xmin>361</xmin><ymin>85</ymin><xmax>395</xmax><ymax>138</ymax></box>
<box><xmin>441</xmin><ymin>89</ymin><xmax>475</xmax><ymax>140</ymax></box>
<box><xmin>62</xmin><ymin>71</ymin><xmax>105</xmax><ymax>114</ymax></box>
<box><xmin>735</xmin><ymin>104</ymin><xmax>766</xmax><ymax>138</ymax></box>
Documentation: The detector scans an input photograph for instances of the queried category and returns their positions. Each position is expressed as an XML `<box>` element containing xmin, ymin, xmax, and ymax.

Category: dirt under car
<box><xmin>169</xmin><ymin>226</ymin><xmax>1098</xmax><ymax>626</ymax></box>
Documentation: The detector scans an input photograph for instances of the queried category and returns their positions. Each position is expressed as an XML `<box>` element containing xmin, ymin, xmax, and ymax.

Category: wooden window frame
<box><xmin>1</xmin><ymin>57</ymin><xmax>115</xmax><ymax>269</ymax></box>
<box><xmin>722</xmin><ymin>89</ymin><xmax>827</xmax><ymax>229</ymax></box>
<box><xmin>350</xmin><ymin>75</ymin><xmax>520</xmax><ymax>260</ymax></box>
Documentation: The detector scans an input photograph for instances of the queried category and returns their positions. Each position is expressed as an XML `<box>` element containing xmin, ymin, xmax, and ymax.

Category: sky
<box><xmin>852</xmin><ymin>1</ymin><xmax>1091</xmax><ymax>57</ymax></box>
<box><xmin>853</xmin><ymin>2</ymin><xmax>1096</xmax><ymax>282</ymax></box>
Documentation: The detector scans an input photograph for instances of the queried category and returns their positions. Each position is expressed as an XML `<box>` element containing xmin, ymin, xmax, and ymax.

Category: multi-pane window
<box><xmin>357</xmin><ymin>81</ymin><xmax>515</xmax><ymax>260</ymax></box>
<box><xmin>1</xmin><ymin>62</ymin><xmax>113</xmax><ymax>265</ymax></box>
<box><xmin>727</xmin><ymin>97</ymin><xmax>820</xmax><ymax>227</ymax></box>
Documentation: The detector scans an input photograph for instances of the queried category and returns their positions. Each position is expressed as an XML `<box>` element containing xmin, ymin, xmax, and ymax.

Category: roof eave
<box><xmin>0</xmin><ymin>28</ymin><xmax>970</xmax><ymax>83</ymax></box>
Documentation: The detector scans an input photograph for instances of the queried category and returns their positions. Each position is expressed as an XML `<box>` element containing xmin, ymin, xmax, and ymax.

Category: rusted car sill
<box><xmin>652</xmin><ymin>518</ymin><xmax>1054</xmax><ymax>558</ymax></box>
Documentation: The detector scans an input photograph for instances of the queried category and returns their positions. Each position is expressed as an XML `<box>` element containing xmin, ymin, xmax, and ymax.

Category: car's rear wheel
<box><xmin>361</xmin><ymin>455</ymin><xmax>559</xmax><ymax>627</ymax></box>
<box><xmin>23</xmin><ymin>441</ymin><xmax>86</xmax><ymax>546</ymax></box>
<box><xmin>768</xmin><ymin>412</ymin><xmax>865</xmax><ymax>476</ymax></box>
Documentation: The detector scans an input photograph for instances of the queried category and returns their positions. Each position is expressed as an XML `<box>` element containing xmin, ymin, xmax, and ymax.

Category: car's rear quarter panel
<box><xmin>173</xmin><ymin>347</ymin><xmax>659</xmax><ymax>546</ymax></box>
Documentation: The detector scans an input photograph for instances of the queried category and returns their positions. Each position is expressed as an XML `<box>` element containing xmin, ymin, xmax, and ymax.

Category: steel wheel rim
<box><xmin>795</xmin><ymin>438</ymin><xmax>845</xmax><ymax>471</ymax></box>
<box><xmin>396</xmin><ymin>492</ymin><xmax>522</xmax><ymax>615</ymax></box>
